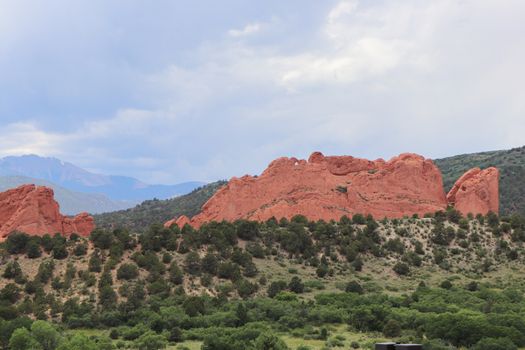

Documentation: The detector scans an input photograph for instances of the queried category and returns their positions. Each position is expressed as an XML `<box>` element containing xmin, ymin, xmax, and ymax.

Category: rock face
<box><xmin>175</xmin><ymin>152</ymin><xmax>451</xmax><ymax>227</ymax></box>
<box><xmin>164</xmin><ymin>215</ymin><xmax>191</xmax><ymax>229</ymax></box>
<box><xmin>0</xmin><ymin>185</ymin><xmax>95</xmax><ymax>241</ymax></box>
<box><xmin>446</xmin><ymin>167</ymin><xmax>499</xmax><ymax>215</ymax></box>
<box><xmin>164</xmin><ymin>152</ymin><xmax>500</xmax><ymax>228</ymax></box>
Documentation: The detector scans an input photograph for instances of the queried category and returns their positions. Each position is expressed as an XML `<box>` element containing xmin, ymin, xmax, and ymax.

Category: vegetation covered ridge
<box><xmin>94</xmin><ymin>181</ymin><xmax>226</xmax><ymax>233</ymax></box>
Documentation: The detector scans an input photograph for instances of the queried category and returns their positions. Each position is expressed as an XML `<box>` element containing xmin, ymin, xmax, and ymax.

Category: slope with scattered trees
<box><xmin>2</xmin><ymin>209</ymin><xmax>525</xmax><ymax>349</ymax></box>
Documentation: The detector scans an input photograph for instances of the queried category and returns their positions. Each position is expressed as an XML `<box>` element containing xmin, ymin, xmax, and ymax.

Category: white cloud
<box><xmin>0</xmin><ymin>122</ymin><xmax>69</xmax><ymax>157</ymax></box>
<box><xmin>228</xmin><ymin>23</ymin><xmax>261</xmax><ymax>37</ymax></box>
<box><xmin>327</xmin><ymin>0</ymin><xmax>358</xmax><ymax>26</ymax></box>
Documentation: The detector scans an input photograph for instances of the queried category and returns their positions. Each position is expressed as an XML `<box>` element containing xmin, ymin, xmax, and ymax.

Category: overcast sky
<box><xmin>0</xmin><ymin>0</ymin><xmax>524</xmax><ymax>184</ymax></box>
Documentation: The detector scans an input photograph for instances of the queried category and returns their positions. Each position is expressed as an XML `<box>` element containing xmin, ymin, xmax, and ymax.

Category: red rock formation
<box><xmin>164</xmin><ymin>218</ymin><xmax>177</xmax><ymax>229</ymax></box>
<box><xmin>446</xmin><ymin>167</ymin><xmax>499</xmax><ymax>215</ymax></box>
<box><xmin>0</xmin><ymin>185</ymin><xmax>95</xmax><ymax>241</ymax></box>
<box><xmin>183</xmin><ymin>152</ymin><xmax>449</xmax><ymax>227</ymax></box>
<box><xmin>164</xmin><ymin>215</ymin><xmax>191</xmax><ymax>229</ymax></box>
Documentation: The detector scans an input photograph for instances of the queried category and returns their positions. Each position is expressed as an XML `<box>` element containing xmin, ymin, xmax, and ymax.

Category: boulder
<box><xmin>446</xmin><ymin>167</ymin><xmax>499</xmax><ymax>215</ymax></box>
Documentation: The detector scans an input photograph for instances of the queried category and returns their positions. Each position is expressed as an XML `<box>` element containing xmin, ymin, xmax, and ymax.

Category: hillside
<box><xmin>0</xmin><ymin>176</ymin><xmax>133</xmax><ymax>215</ymax></box>
<box><xmin>94</xmin><ymin>181</ymin><xmax>227</xmax><ymax>232</ymax></box>
<box><xmin>435</xmin><ymin>145</ymin><xmax>525</xmax><ymax>216</ymax></box>
<box><xmin>1</xmin><ymin>211</ymin><xmax>525</xmax><ymax>349</ymax></box>
<box><xmin>0</xmin><ymin>155</ymin><xmax>205</xmax><ymax>202</ymax></box>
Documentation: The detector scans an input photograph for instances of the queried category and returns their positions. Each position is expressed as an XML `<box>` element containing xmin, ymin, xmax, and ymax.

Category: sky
<box><xmin>0</xmin><ymin>0</ymin><xmax>524</xmax><ymax>184</ymax></box>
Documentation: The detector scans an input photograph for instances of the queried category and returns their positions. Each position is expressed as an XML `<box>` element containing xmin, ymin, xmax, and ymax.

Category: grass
<box><xmin>168</xmin><ymin>341</ymin><xmax>202</xmax><ymax>349</ymax></box>
<box><xmin>280</xmin><ymin>325</ymin><xmax>380</xmax><ymax>349</ymax></box>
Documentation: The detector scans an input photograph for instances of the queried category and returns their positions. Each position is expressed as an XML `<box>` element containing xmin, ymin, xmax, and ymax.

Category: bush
<box><xmin>73</xmin><ymin>243</ymin><xmax>88</xmax><ymax>256</ymax></box>
<box><xmin>133</xmin><ymin>331</ymin><xmax>167</xmax><ymax>350</ymax></box>
<box><xmin>6</xmin><ymin>232</ymin><xmax>30</xmax><ymax>254</ymax></box>
<box><xmin>288</xmin><ymin>276</ymin><xmax>304</xmax><ymax>294</ymax></box>
<box><xmin>316</xmin><ymin>264</ymin><xmax>329</xmax><ymax>278</ymax></box>
<box><xmin>393</xmin><ymin>262</ymin><xmax>410</xmax><ymax>275</ymax></box>
<box><xmin>31</xmin><ymin>320</ymin><xmax>60</xmax><ymax>350</ymax></box>
<box><xmin>8</xmin><ymin>328</ymin><xmax>40</xmax><ymax>350</ymax></box>
<box><xmin>471</xmin><ymin>337</ymin><xmax>517</xmax><ymax>350</ymax></box>
<box><xmin>267</xmin><ymin>281</ymin><xmax>287</xmax><ymax>298</ymax></box>
<box><xmin>383</xmin><ymin>319</ymin><xmax>401</xmax><ymax>337</ymax></box>
<box><xmin>254</xmin><ymin>333</ymin><xmax>289</xmax><ymax>350</ymax></box>
<box><xmin>3</xmin><ymin>261</ymin><xmax>23</xmax><ymax>280</ymax></box>
<box><xmin>466</xmin><ymin>281</ymin><xmax>479</xmax><ymax>291</ymax></box>
<box><xmin>440</xmin><ymin>280</ymin><xmax>453</xmax><ymax>290</ymax></box>
<box><xmin>90</xmin><ymin>229</ymin><xmax>113</xmax><ymax>250</ymax></box>
<box><xmin>36</xmin><ymin>260</ymin><xmax>55</xmax><ymax>284</ymax></box>
<box><xmin>184</xmin><ymin>252</ymin><xmax>201</xmax><ymax>275</ymax></box>
<box><xmin>169</xmin><ymin>262</ymin><xmax>184</xmax><ymax>285</ymax></box>
<box><xmin>0</xmin><ymin>284</ymin><xmax>20</xmax><ymax>303</ymax></box>
<box><xmin>235</xmin><ymin>278</ymin><xmax>258</xmax><ymax>299</ymax></box>
<box><xmin>352</xmin><ymin>257</ymin><xmax>363</xmax><ymax>271</ymax></box>
<box><xmin>117</xmin><ymin>263</ymin><xmax>139</xmax><ymax>280</ymax></box>
<box><xmin>52</xmin><ymin>244</ymin><xmax>68</xmax><ymax>260</ymax></box>
<box><xmin>345</xmin><ymin>281</ymin><xmax>364</xmax><ymax>294</ymax></box>
<box><xmin>236</xmin><ymin>220</ymin><xmax>259</xmax><ymax>240</ymax></box>
<box><xmin>88</xmin><ymin>252</ymin><xmax>102</xmax><ymax>273</ymax></box>
<box><xmin>352</xmin><ymin>214</ymin><xmax>366</xmax><ymax>225</ymax></box>
<box><xmin>217</xmin><ymin>261</ymin><xmax>241</xmax><ymax>281</ymax></box>
<box><xmin>26</xmin><ymin>240</ymin><xmax>42</xmax><ymax>259</ymax></box>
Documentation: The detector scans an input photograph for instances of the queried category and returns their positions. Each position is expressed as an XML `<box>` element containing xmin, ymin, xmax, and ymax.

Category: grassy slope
<box><xmin>435</xmin><ymin>145</ymin><xmax>525</xmax><ymax>216</ymax></box>
<box><xmin>94</xmin><ymin>181</ymin><xmax>226</xmax><ymax>232</ymax></box>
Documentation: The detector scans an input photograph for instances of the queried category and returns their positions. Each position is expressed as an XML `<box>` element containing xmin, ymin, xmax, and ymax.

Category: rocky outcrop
<box><xmin>164</xmin><ymin>152</ymin><xmax>500</xmax><ymax>228</ymax></box>
<box><xmin>446</xmin><ymin>167</ymin><xmax>499</xmax><ymax>215</ymax></box>
<box><xmin>173</xmin><ymin>152</ymin><xmax>450</xmax><ymax>227</ymax></box>
<box><xmin>164</xmin><ymin>215</ymin><xmax>191</xmax><ymax>229</ymax></box>
<box><xmin>0</xmin><ymin>185</ymin><xmax>95</xmax><ymax>241</ymax></box>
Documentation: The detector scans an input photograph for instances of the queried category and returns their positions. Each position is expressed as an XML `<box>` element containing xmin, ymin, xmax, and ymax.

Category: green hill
<box><xmin>94</xmin><ymin>181</ymin><xmax>226</xmax><ymax>232</ymax></box>
<box><xmin>435</xmin><ymin>145</ymin><xmax>525</xmax><ymax>216</ymax></box>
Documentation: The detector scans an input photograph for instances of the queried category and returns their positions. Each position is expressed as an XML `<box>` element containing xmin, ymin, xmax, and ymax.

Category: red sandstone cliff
<box><xmin>164</xmin><ymin>152</ymin><xmax>500</xmax><ymax>228</ymax></box>
<box><xmin>0</xmin><ymin>185</ymin><xmax>95</xmax><ymax>241</ymax></box>
<box><xmin>446</xmin><ymin>167</ymin><xmax>499</xmax><ymax>215</ymax></box>
<box><xmin>169</xmin><ymin>152</ymin><xmax>449</xmax><ymax>227</ymax></box>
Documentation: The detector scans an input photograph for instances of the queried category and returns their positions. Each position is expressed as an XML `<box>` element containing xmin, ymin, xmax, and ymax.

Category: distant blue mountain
<box><xmin>0</xmin><ymin>155</ymin><xmax>206</xmax><ymax>202</ymax></box>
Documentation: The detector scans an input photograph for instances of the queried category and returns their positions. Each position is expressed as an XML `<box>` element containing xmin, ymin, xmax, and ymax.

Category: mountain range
<box><xmin>0</xmin><ymin>155</ymin><xmax>205</xmax><ymax>215</ymax></box>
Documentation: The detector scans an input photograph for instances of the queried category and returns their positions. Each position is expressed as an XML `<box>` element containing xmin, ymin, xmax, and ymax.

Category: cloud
<box><xmin>327</xmin><ymin>0</ymin><xmax>358</xmax><ymax>26</ymax></box>
<box><xmin>0</xmin><ymin>0</ymin><xmax>524</xmax><ymax>184</ymax></box>
<box><xmin>0</xmin><ymin>122</ymin><xmax>68</xmax><ymax>157</ymax></box>
<box><xmin>228</xmin><ymin>23</ymin><xmax>261</xmax><ymax>37</ymax></box>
